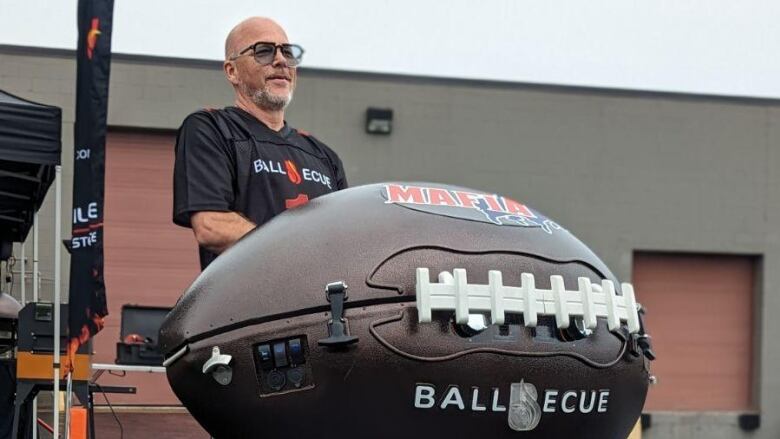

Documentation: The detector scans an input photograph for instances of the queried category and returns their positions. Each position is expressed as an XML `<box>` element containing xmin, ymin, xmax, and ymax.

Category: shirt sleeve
<box><xmin>332</xmin><ymin>152</ymin><xmax>348</xmax><ymax>190</ymax></box>
<box><xmin>172</xmin><ymin>111</ymin><xmax>236</xmax><ymax>228</ymax></box>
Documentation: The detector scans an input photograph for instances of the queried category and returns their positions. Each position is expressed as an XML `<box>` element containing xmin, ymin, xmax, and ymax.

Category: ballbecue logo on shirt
<box><xmin>253</xmin><ymin>158</ymin><xmax>332</xmax><ymax>189</ymax></box>
<box><xmin>284</xmin><ymin>160</ymin><xmax>302</xmax><ymax>184</ymax></box>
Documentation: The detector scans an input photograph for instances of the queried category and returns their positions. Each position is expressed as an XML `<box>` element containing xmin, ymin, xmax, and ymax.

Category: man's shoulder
<box><xmin>180</xmin><ymin>107</ymin><xmax>255</xmax><ymax>142</ymax></box>
<box><xmin>291</xmin><ymin>127</ymin><xmax>321</xmax><ymax>145</ymax></box>
<box><xmin>181</xmin><ymin>107</ymin><xmax>228</xmax><ymax>126</ymax></box>
<box><xmin>289</xmin><ymin>127</ymin><xmax>340</xmax><ymax>158</ymax></box>
<box><xmin>177</xmin><ymin>108</ymin><xmax>219</xmax><ymax>137</ymax></box>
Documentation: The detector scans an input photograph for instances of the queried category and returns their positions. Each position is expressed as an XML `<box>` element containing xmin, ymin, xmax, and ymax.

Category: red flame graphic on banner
<box><xmin>86</xmin><ymin>18</ymin><xmax>101</xmax><ymax>60</ymax></box>
<box><xmin>285</xmin><ymin>160</ymin><xmax>302</xmax><ymax>184</ymax></box>
<box><xmin>63</xmin><ymin>310</ymin><xmax>105</xmax><ymax>374</ymax></box>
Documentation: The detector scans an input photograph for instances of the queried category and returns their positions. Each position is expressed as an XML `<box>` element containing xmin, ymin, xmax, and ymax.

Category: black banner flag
<box><xmin>67</xmin><ymin>0</ymin><xmax>114</xmax><ymax>368</ymax></box>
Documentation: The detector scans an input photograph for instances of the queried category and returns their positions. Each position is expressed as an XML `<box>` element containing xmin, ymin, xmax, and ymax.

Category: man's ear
<box><xmin>224</xmin><ymin>60</ymin><xmax>239</xmax><ymax>86</ymax></box>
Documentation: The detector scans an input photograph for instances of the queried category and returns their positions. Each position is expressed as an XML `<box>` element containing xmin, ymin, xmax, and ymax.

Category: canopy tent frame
<box><xmin>0</xmin><ymin>88</ymin><xmax>63</xmax><ymax>438</ymax></box>
<box><xmin>0</xmin><ymin>88</ymin><xmax>61</xmax><ymax>245</ymax></box>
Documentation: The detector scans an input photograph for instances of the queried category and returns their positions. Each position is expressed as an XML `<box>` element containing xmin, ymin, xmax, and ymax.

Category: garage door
<box><xmin>95</xmin><ymin>130</ymin><xmax>201</xmax><ymax>405</ymax></box>
<box><xmin>633</xmin><ymin>252</ymin><xmax>756</xmax><ymax>411</ymax></box>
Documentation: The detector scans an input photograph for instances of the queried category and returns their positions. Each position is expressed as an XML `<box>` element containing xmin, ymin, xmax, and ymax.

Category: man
<box><xmin>173</xmin><ymin>17</ymin><xmax>348</xmax><ymax>269</ymax></box>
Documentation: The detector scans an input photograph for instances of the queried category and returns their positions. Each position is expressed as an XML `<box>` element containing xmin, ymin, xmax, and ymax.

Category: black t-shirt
<box><xmin>173</xmin><ymin>106</ymin><xmax>348</xmax><ymax>269</ymax></box>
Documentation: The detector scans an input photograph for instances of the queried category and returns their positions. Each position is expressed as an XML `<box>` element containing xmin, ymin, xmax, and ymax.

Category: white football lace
<box><xmin>415</xmin><ymin>268</ymin><xmax>640</xmax><ymax>334</ymax></box>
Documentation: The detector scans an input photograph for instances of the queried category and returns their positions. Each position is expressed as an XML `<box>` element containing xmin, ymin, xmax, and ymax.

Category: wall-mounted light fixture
<box><xmin>365</xmin><ymin>107</ymin><xmax>393</xmax><ymax>135</ymax></box>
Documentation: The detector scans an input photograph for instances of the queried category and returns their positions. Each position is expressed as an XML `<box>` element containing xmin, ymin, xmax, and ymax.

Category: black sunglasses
<box><xmin>230</xmin><ymin>42</ymin><xmax>304</xmax><ymax>66</ymax></box>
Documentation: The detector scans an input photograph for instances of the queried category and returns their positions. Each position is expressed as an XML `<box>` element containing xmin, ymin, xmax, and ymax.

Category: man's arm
<box><xmin>191</xmin><ymin>211</ymin><xmax>256</xmax><ymax>254</ymax></box>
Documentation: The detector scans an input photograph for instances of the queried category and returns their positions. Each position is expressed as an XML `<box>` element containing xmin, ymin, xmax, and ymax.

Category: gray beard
<box><xmin>242</xmin><ymin>83</ymin><xmax>292</xmax><ymax>111</ymax></box>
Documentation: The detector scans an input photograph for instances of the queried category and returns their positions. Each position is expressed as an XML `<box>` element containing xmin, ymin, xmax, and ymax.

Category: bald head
<box><xmin>223</xmin><ymin>16</ymin><xmax>298</xmax><ymax>119</ymax></box>
<box><xmin>225</xmin><ymin>17</ymin><xmax>289</xmax><ymax>60</ymax></box>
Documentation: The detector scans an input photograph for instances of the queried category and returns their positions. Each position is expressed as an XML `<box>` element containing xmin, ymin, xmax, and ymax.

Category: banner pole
<box><xmin>33</xmin><ymin>211</ymin><xmax>39</xmax><ymax>302</ymax></box>
<box><xmin>65</xmin><ymin>373</ymin><xmax>73</xmax><ymax>438</ymax></box>
<box><xmin>20</xmin><ymin>238</ymin><xmax>25</xmax><ymax>303</ymax></box>
<box><xmin>32</xmin><ymin>211</ymin><xmax>38</xmax><ymax>439</ymax></box>
<box><xmin>53</xmin><ymin>165</ymin><xmax>62</xmax><ymax>439</ymax></box>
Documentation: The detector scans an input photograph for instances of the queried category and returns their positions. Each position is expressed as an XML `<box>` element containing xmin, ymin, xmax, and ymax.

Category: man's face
<box><xmin>227</xmin><ymin>24</ymin><xmax>297</xmax><ymax>111</ymax></box>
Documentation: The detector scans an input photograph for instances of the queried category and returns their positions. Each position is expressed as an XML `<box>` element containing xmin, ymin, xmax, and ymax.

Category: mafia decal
<box><xmin>382</xmin><ymin>184</ymin><xmax>564</xmax><ymax>233</ymax></box>
<box><xmin>413</xmin><ymin>381</ymin><xmax>610</xmax><ymax>432</ymax></box>
<box><xmin>253</xmin><ymin>158</ymin><xmax>332</xmax><ymax>189</ymax></box>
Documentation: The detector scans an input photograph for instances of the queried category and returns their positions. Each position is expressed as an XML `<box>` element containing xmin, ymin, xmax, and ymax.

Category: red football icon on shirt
<box><xmin>285</xmin><ymin>160</ymin><xmax>302</xmax><ymax>185</ymax></box>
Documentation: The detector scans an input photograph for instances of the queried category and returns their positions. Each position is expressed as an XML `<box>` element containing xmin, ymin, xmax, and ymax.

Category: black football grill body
<box><xmin>160</xmin><ymin>183</ymin><xmax>652</xmax><ymax>439</ymax></box>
